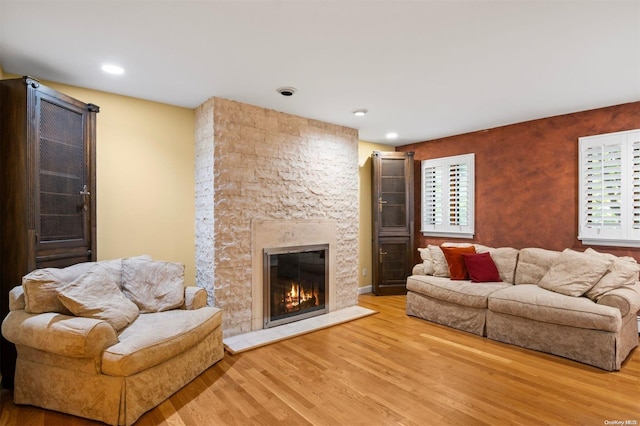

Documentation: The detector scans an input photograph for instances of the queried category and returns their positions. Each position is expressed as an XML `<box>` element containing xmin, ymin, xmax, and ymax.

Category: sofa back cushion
<box><xmin>122</xmin><ymin>259</ymin><xmax>185</xmax><ymax>313</ymax></box>
<box><xmin>537</xmin><ymin>249</ymin><xmax>611</xmax><ymax>297</ymax></box>
<box><xmin>514</xmin><ymin>247</ymin><xmax>561</xmax><ymax>285</ymax></box>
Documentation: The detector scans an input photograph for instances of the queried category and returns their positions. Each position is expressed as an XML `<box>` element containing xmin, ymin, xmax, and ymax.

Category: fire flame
<box><xmin>284</xmin><ymin>282</ymin><xmax>318</xmax><ymax>311</ymax></box>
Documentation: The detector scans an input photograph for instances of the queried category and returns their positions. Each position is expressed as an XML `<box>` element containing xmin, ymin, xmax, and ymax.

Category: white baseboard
<box><xmin>358</xmin><ymin>285</ymin><xmax>372</xmax><ymax>295</ymax></box>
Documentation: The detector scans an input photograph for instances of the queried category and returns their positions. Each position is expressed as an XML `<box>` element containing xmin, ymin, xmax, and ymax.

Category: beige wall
<box><xmin>1</xmin><ymin>71</ymin><xmax>196</xmax><ymax>283</ymax></box>
<box><xmin>357</xmin><ymin>141</ymin><xmax>395</xmax><ymax>290</ymax></box>
<box><xmin>1</xmin><ymin>65</ymin><xmax>393</xmax><ymax>291</ymax></box>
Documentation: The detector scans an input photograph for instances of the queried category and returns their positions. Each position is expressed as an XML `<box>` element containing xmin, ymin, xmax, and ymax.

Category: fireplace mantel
<box><xmin>251</xmin><ymin>219</ymin><xmax>337</xmax><ymax>331</ymax></box>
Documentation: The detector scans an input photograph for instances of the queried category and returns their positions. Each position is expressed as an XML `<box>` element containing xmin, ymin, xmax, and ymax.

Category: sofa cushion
<box><xmin>474</xmin><ymin>245</ymin><xmax>519</xmax><ymax>284</ymax></box>
<box><xmin>417</xmin><ymin>248</ymin><xmax>435</xmax><ymax>275</ymax></box>
<box><xmin>583</xmin><ymin>249</ymin><xmax>640</xmax><ymax>301</ymax></box>
<box><xmin>407</xmin><ymin>275</ymin><xmax>510</xmax><ymax>309</ymax></box>
<box><xmin>514</xmin><ymin>248</ymin><xmax>561</xmax><ymax>285</ymax></box>
<box><xmin>488</xmin><ymin>285</ymin><xmax>621</xmax><ymax>332</ymax></box>
<box><xmin>463</xmin><ymin>252</ymin><xmax>501</xmax><ymax>283</ymax></box>
<box><xmin>101</xmin><ymin>307</ymin><xmax>222</xmax><ymax>376</ymax></box>
<box><xmin>58</xmin><ymin>264</ymin><xmax>140</xmax><ymax>331</ymax></box>
<box><xmin>122</xmin><ymin>259</ymin><xmax>185</xmax><ymax>313</ymax></box>
<box><xmin>22</xmin><ymin>262</ymin><xmax>97</xmax><ymax>314</ymax></box>
<box><xmin>441</xmin><ymin>246</ymin><xmax>476</xmax><ymax>280</ymax></box>
<box><xmin>538</xmin><ymin>249</ymin><xmax>611</xmax><ymax>297</ymax></box>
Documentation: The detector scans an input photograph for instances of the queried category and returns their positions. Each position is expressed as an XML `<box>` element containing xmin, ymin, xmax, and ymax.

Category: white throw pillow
<box><xmin>122</xmin><ymin>259</ymin><xmax>185</xmax><ymax>313</ymax></box>
<box><xmin>428</xmin><ymin>245</ymin><xmax>449</xmax><ymax>277</ymax></box>
<box><xmin>538</xmin><ymin>249</ymin><xmax>611</xmax><ymax>297</ymax></box>
<box><xmin>58</xmin><ymin>264</ymin><xmax>140</xmax><ymax>331</ymax></box>
<box><xmin>22</xmin><ymin>262</ymin><xmax>97</xmax><ymax>314</ymax></box>
<box><xmin>417</xmin><ymin>248</ymin><xmax>435</xmax><ymax>275</ymax></box>
<box><xmin>584</xmin><ymin>249</ymin><xmax>640</xmax><ymax>301</ymax></box>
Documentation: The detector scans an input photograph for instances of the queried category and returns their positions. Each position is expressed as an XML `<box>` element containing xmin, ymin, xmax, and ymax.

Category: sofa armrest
<box><xmin>1</xmin><ymin>310</ymin><xmax>118</xmax><ymax>358</ymax></box>
<box><xmin>181</xmin><ymin>286</ymin><xmax>208</xmax><ymax>310</ymax></box>
<box><xmin>9</xmin><ymin>286</ymin><xmax>25</xmax><ymax>311</ymax></box>
<box><xmin>412</xmin><ymin>263</ymin><xmax>427</xmax><ymax>276</ymax></box>
<box><xmin>597</xmin><ymin>282</ymin><xmax>640</xmax><ymax>317</ymax></box>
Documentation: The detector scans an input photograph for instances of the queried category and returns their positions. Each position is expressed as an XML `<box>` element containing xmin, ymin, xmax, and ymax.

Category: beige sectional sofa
<box><xmin>406</xmin><ymin>244</ymin><xmax>640</xmax><ymax>371</ymax></box>
<box><xmin>1</xmin><ymin>256</ymin><xmax>224</xmax><ymax>425</ymax></box>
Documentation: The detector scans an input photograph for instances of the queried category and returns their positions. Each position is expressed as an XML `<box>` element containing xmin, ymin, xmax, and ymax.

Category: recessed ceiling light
<box><xmin>353</xmin><ymin>109</ymin><xmax>368</xmax><ymax>116</ymax></box>
<box><xmin>276</xmin><ymin>86</ymin><xmax>297</xmax><ymax>96</ymax></box>
<box><xmin>101</xmin><ymin>64</ymin><xmax>124</xmax><ymax>75</ymax></box>
<box><xmin>386</xmin><ymin>132</ymin><xmax>398</xmax><ymax>140</ymax></box>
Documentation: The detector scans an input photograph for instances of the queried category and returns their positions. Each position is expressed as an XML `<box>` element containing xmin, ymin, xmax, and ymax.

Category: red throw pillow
<box><xmin>440</xmin><ymin>246</ymin><xmax>476</xmax><ymax>280</ymax></box>
<box><xmin>462</xmin><ymin>252</ymin><xmax>502</xmax><ymax>283</ymax></box>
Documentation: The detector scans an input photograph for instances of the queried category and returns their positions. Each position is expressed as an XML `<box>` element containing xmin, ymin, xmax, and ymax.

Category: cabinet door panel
<box><xmin>34</xmin><ymin>88</ymin><xmax>94</xmax><ymax>263</ymax></box>
<box><xmin>375</xmin><ymin>238</ymin><xmax>411</xmax><ymax>295</ymax></box>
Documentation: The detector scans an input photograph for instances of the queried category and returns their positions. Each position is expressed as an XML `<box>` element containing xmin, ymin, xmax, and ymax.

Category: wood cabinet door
<box><xmin>371</xmin><ymin>151</ymin><xmax>414</xmax><ymax>295</ymax></box>
<box><xmin>33</xmin><ymin>86</ymin><xmax>97</xmax><ymax>267</ymax></box>
<box><xmin>374</xmin><ymin>237</ymin><xmax>412</xmax><ymax>295</ymax></box>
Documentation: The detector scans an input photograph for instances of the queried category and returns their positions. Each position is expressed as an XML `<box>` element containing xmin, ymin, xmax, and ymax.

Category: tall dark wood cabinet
<box><xmin>371</xmin><ymin>151</ymin><xmax>414</xmax><ymax>295</ymax></box>
<box><xmin>0</xmin><ymin>76</ymin><xmax>98</xmax><ymax>388</ymax></box>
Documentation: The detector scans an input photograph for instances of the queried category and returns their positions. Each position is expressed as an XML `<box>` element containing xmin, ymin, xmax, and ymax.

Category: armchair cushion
<box><xmin>122</xmin><ymin>259</ymin><xmax>185</xmax><ymax>313</ymax></box>
<box><xmin>102</xmin><ymin>307</ymin><xmax>222</xmax><ymax>376</ymax></box>
<box><xmin>58</xmin><ymin>264</ymin><xmax>140</xmax><ymax>331</ymax></box>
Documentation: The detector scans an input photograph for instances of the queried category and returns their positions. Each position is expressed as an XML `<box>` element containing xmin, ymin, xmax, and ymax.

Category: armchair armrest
<box><xmin>1</xmin><ymin>310</ymin><xmax>118</xmax><ymax>358</ymax></box>
<box><xmin>181</xmin><ymin>286</ymin><xmax>208</xmax><ymax>310</ymax></box>
<box><xmin>597</xmin><ymin>282</ymin><xmax>640</xmax><ymax>317</ymax></box>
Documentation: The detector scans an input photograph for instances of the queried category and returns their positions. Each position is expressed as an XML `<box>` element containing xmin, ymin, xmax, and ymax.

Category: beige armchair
<box><xmin>2</xmin><ymin>257</ymin><xmax>223</xmax><ymax>425</ymax></box>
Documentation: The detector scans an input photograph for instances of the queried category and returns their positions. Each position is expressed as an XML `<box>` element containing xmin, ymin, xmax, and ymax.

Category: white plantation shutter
<box><xmin>421</xmin><ymin>153</ymin><xmax>474</xmax><ymax>238</ymax></box>
<box><xmin>582</xmin><ymin>143</ymin><xmax>622</xmax><ymax>231</ymax></box>
<box><xmin>422</xmin><ymin>164</ymin><xmax>443</xmax><ymax>226</ymax></box>
<box><xmin>579</xmin><ymin>129</ymin><xmax>640</xmax><ymax>247</ymax></box>
<box><xmin>632</xmin><ymin>140</ymin><xmax>640</xmax><ymax>234</ymax></box>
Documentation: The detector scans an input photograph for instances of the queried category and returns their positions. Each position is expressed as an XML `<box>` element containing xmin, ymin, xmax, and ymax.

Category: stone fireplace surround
<box><xmin>195</xmin><ymin>97</ymin><xmax>359</xmax><ymax>338</ymax></box>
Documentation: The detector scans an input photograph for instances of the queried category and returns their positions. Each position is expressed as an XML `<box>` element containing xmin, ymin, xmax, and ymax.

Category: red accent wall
<box><xmin>397</xmin><ymin>101</ymin><xmax>640</xmax><ymax>263</ymax></box>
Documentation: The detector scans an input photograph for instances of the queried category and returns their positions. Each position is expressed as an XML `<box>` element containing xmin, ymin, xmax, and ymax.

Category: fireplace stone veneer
<box><xmin>195</xmin><ymin>97</ymin><xmax>359</xmax><ymax>338</ymax></box>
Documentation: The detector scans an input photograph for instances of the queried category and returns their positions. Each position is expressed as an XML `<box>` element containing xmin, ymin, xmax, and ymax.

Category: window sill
<box><xmin>421</xmin><ymin>231</ymin><xmax>474</xmax><ymax>239</ymax></box>
<box><xmin>578</xmin><ymin>237</ymin><xmax>640</xmax><ymax>248</ymax></box>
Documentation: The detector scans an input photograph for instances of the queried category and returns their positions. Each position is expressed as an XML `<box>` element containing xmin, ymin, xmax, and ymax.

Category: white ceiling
<box><xmin>1</xmin><ymin>1</ymin><xmax>639</xmax><ymax>145</ymax></box>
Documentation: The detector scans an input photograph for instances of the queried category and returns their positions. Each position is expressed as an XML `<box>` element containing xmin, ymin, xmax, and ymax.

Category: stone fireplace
<box><xmin>195</xmin><ymin>97</ymin><xmax>359</xmax><ymax>338</ymax></box>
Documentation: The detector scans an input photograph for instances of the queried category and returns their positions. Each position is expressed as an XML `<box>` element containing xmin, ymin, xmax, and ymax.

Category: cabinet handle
<box><xmin>379</xmin><ymin>248</ymin><xmax>388</xmax><ymax>263</ymax></box>
<box><xmin>378</xmin><ymin>197</ymin><xmax>387</xmax><ymax>212</ymax></box>
<box><xmin>79</xmin><ymin>185</ymin><xmax>90</xmax><ymax>211</ymax></box>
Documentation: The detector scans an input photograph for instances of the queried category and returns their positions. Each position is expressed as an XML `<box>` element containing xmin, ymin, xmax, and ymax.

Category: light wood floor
<box><xmin>1</xmin><ymin>294</ymin><xmax>639</xmax><ymax>426</ymax></box>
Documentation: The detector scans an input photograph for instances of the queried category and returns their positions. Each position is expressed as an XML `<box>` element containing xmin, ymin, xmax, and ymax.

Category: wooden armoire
<box><xmin>371</xmin><ymin>151</ymin><xmax>414</xmax><ymax>295</ymax></box>
<box><xmin>0</xmin><ymin>76</ymin><xmax>98</xmax><ymax>388</ymax></box>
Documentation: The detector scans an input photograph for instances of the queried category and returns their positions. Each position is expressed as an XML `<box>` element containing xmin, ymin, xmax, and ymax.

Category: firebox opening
<box><xmin>263</xmin><ymin>244</ymin><xmax>329</xmax><ymax>328</ymax></box>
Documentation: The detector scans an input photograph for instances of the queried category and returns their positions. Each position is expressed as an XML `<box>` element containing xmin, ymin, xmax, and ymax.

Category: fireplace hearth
<box><xmin>263</xmin><ymin>244</ymin><xmax>329</xmax><ymax>328</ymax></box>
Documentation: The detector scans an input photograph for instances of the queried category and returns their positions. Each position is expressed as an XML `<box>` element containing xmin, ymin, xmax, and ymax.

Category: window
<box><xmin>421</xmin><ymin>153</ymin><xmax>475</xmax><ymax>238</ymax></box>
<box><xmin>578</xmin><ymin>129</ymin><xmax>640</xmax><ymax>247</ymax></box>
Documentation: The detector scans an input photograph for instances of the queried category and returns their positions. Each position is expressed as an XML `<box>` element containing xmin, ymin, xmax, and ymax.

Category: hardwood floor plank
<box><xmin>1</xmin><ymin>294</ymin><xmax>638</xmax><ymax>425</ymax></box>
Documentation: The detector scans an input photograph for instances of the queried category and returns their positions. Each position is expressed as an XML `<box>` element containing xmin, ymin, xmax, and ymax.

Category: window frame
<box><xmin>420</xmin><ymin>153</ymin><xmax>475</xmax><ymax>239</ymax></box>
<box><xmin>578</xmin><ymin>129</ymin><xmax>640</xmax><ymax>248</ymax></box>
